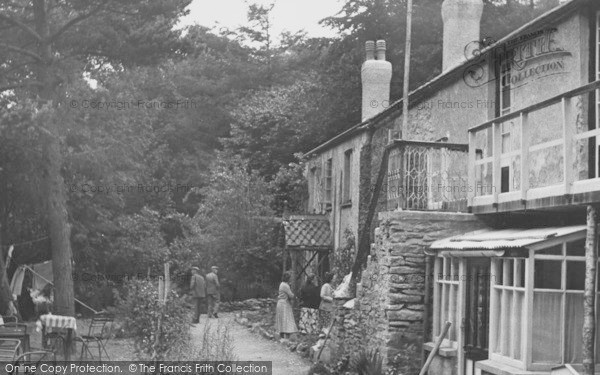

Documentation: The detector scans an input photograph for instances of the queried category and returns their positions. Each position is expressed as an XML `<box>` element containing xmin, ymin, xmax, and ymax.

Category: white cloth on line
<box><xmin>32</xmin><ymin>261</ymin><xmax>53</xmax><ymax>290</ymax></box>
<box><xmin>10</xmin><ymin>266</ymin><xmax>25</xmax><ymax>296</ymax></box>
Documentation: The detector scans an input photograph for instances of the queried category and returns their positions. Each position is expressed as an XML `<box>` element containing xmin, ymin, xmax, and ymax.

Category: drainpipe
<box><xmin>583</xmin><ymin>205</ymin><xmax>598</xmax><ymax>375</ymax></box>
<box><xmin>422</xmin><ymin>254</ymin><xmax>432</xmax><ymax>366</ymax></box>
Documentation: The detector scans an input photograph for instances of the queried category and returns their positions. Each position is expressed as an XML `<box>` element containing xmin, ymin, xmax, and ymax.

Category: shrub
<box><xmin>386</xmin><ymin>343</ymin><xmax>421</xmax><ymax>375</ymax></box>
<box><xmin>352</xmin><ymin>349</ymin><xmax>383</xmax><ymax>375</ymax></box>
<box><xmin>331</xmin><ymin>229</ymin><xmax>355</xmax><ymax>281</ymax></box>
<box><xmin>117</xmin><ymin>278</ymin><xmax>190</xmax><ymax>360</ymax></box>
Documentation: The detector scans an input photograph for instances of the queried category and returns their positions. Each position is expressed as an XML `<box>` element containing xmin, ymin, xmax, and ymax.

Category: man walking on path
<box><xmin>190</xmin><ymin>266</ymin><xmax>206</xmax><ymax>324</ymax></box>
<box><xmin>206</xmin><ymin>266</ymin><xmax>220</xmax><ymax>318</ymax></box>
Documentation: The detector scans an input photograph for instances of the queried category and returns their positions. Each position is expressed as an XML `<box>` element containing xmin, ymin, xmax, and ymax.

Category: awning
<box><xmin>428</xmin><ymin>225</ymin><xmax>587</xmax><ymax>256</ymax></box>
<box><xmin>282</xmin><ymin>214</ymin><xmax>332</xmax><ymax>251</ymax></box>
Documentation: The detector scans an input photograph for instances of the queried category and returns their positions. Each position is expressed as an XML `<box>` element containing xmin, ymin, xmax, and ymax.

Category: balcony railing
<box><xmin>468</xmin><ymin>80</ymin><xmax>600</xmax><ymax>213</ymax></box>
<box><xmin>386</xmin><ymin>140</ymin><xmax>469</xmax><ymax>212</ymax></box>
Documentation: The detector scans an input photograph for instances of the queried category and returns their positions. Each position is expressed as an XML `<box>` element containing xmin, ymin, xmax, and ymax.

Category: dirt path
<box><xmin>191</xmin><ymin>313</ymin><xmax>312</xmax><ymax>375</ymax></box>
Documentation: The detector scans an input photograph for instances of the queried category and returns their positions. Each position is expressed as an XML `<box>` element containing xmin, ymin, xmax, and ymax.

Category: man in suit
<box><xmin>205</xmin><ymin>266</ymin><xmax>220</xmax><ymax>318</ymax></box>
<box><xmin>190</xmin><ymin>266</ymin><xmax>206</xmax><ymax>324</ymax></box>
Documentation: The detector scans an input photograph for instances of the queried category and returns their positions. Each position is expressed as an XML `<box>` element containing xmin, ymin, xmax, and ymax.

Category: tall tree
<box><xmin>0</xmin><ymin>0</ymin><xmax>189</xmax><ymax>314</ymax></box>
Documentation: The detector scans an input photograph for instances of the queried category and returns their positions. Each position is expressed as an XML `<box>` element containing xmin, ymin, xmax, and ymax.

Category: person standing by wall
<box><xmin>319</xmin><ymin>272</ymin><xmax>335</xmax><ymax>331</ymax></box>
<box><xmin>205</xmin><ymin>266</ymin><xmax>220</xmax><ymax>318</ymax></box>
<box><xmin>190</xmin><ymin>266</ymin><xmax>206</xmax><ymax>325</ymax></box>
<box><xmin>299</xmin><ymin>274</ymin><xmax>320</xmax><ymax>334</ymax></box>
<box><xmin>276</xmin><ymin>271</ymin><xmax>298</xmax><ymax>339</ymax></box>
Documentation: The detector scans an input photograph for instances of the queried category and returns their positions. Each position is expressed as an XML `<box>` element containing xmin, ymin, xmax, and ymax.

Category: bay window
<box><xmin>431</xmin><ymin>226</ymin><xmax>600</xmax><ymax>374</ymax></box>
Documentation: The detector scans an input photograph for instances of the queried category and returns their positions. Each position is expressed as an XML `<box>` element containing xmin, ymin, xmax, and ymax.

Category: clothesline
<box><xmin>21</xmin><ymin>265</ymin><xmax>98</xmax><ymax>315</ymax></box>
<box><xmin>2</xmin><ymin>237</ymin><xmax>50</xmax><ymax>248</ymax></box>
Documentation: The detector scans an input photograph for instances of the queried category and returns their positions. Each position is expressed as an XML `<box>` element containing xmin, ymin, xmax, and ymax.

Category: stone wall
<box><xmin>219</xmin><ymin>298</ymin><xmax>276</xmax><ymax>312</ymax></box>
<box><xmin>326</xmin><ymin>210</ymin><xmax>487</xmax><ymax>370</ymax></box>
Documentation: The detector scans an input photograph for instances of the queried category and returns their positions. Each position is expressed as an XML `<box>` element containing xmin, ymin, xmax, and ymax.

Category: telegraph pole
<box><xmin>401</xmin><ymin>0</ymin><xmax>413</xmax><ymax>139</ymax></box>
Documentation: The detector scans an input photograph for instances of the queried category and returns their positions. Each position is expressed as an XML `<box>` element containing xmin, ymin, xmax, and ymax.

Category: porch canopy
<box><xmin>282</xmin><ymin>215</ymin><xmax>332</xmax><ymax>287</ymax></box>
<box><xmin>282</xmin><ymin>214</ymin><xmax>332</xmax><ymax>251</ymax></box>
<box><xmin>427</xmin><ymin>225</ymin><xmax>587</xmax><ymax>256</ymax></box>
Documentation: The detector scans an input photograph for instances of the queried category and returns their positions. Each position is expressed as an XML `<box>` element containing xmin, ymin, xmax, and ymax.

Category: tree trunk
<box><xmin>0</xmin><ymin>231</ymin><xmax>14</xmax><ymax>315</ymax></box>
<box><xmin>583</xmin><ymin>205</ymin><xmax>597</xmax><ymax>375</ymax></box>
<box><xmin>42</xmin><ymin>127</ymin><xmax>75</xmax><ymax>316</ymax></box>
<box><xmin>34</xmin><ymin>0</ymin><xmax>75</xmax><ymax>316</ymax></box>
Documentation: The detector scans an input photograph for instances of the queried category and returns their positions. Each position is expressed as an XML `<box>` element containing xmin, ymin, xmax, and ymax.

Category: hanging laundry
<box><xmin>32</xmin><ymin>261</ymin><xmax>53</xmax><ymax>291</ymax></box>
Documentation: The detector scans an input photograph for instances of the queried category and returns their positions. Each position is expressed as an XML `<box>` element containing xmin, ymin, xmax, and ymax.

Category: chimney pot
<box><xmin>376</xmin><ymin>40</ymin><xmax>386</xmax><ymax>60</ymax></box>
<box><xmin>365</xmin><ymin>41</ymin><xmax>375</xmax><ymax>60</ymax></box>
<box><xmin>361</xmin><ymin>39</ymin><xmax>392</xmax><ymax>121</ymax></box>
<box><xmin>441</xmin><ymin>0</ymin><xmax>483</xmax><ymax>71</ymax></box>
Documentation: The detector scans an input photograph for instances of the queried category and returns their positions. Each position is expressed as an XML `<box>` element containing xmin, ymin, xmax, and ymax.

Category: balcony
<box><xmin>468</xmin><ymin>81</ymin><xmax>600</xmax><ymax>214</ymax></box>
<box><xmin>386</xmin><ymin>140</ymin><xmax>469</xmax><ymax>212</ymax></box>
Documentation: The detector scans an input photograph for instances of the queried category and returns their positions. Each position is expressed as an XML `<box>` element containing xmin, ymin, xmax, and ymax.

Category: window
<box><xmin>531</xmin><ymin>240</ymin><xmax>586</xmax><ymax>364</ymax></box>
<box><xmin>310</xmin><ymin>166</ymin><xmax>322</xmax><ymax>213</ymax></box>
<box><xmin>342</xmin><ymin>150</ymin><xmax>352</xmax><ymax>204</ymax></box>
<box><xmin>490</xmin><ymin>258</ymin><xmax>525</xmax><ymax>361</ymax></box>
<box><xmin>324</xmin><ymin>158</ymin><xmax>332</xmax><ymax>207</ymax></box>
<box><xmin>500</xmin><ymin>121</ymin><xmax>521</xmax><ymax>193</ymax></box>
<box><xmin>433</xmin><ymin>257</ymin><xmax>460</xmax><ymax>345</ymax></box>
<box><xmin>500</xmin><ymin>60</ymin><xmax>512</xmax><ymax>116</ymax></box>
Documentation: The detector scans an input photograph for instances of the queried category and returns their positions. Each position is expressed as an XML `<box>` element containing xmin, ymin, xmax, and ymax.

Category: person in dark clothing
<box><xmin>190</xmin><ymin>266</ymin><xmax>206</xmax><ymax>324</ymax></box>
<box><xmin>300</xmin><ymin>274</ymin><xmax>320</xmax><ymax>308</ymax></box>
<box><xmin>298</xmin><ymin>274</ymin><xmax>320</xmax><ymax>334</ymax></box>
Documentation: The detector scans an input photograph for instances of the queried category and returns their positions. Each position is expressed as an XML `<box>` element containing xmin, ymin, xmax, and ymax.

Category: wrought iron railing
<box><xmin>386</xmin><ymin>140</ymin><xmax>469</xmax><ymax>212</ymax></box>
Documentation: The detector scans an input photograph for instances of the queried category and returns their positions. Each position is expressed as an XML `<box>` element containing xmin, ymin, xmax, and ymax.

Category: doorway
<box><xmin>464</xmin><ymin>258</ymin><xmax>491</xmax><ymax>375</ymax></box>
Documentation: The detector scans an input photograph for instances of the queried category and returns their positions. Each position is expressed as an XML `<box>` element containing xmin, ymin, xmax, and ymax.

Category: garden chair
<box><xmin>11</xmin><ymin>350</ymin><xmax>56</xmax><ymax>375</ymax></box>
<box><xmin>1</xmin><ymin>316</ymin><xmax>18</xmax><ymax>324</ymax></box>
<box><xmin>75</xmin><ymin>312</ymin><xmax>114</xmax><ymax>361</ymax></box>
<box><xmin>0</xmin><ymin>323</ymin><xmax>30</xmax><ymax>352</ymax></box>
<box><xmin>0</xmin><ymin>338</ymin><xmax>22</xmax><ymax>362</ymax></box>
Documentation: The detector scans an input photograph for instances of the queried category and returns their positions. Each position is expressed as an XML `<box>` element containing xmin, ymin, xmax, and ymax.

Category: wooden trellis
<box><xmin>282</xmin><ymin>215</ymin><xmax>332</xmax><ymax>294</ymax></box>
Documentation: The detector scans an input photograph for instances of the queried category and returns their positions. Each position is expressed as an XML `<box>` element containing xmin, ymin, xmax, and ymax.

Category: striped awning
<box><xmin>428</xmin><ymin>225</ymin><xmax>587</xmax><ymax>256</ymax></box>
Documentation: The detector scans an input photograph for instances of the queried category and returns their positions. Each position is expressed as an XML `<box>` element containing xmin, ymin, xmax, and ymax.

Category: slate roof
<box><xmin>283</xmin><ymin>215</ymin><xmax>332</xmax><ymax>250</ymax></box>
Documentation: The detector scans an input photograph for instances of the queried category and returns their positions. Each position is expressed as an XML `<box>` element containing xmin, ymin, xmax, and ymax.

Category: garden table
<box><xmin>37</xmin><ymin>314</ymin><xmax>77</xmax><ymax>360</ymax></box>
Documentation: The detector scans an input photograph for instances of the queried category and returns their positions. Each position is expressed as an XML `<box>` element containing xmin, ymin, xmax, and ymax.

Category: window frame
<box><xmin>342</xmin><ymin>149</ymin><xmax>353</xmax><ymax>204</ymax></box>
<box><xmin>488</xmin><ymin>257</ymin><xmax>527</xmax><ymax>369</ymax></box>
<box><xmin>521</xmin><ymin>232</ymin><xmax>595</xmax><ymax>372</ymax></box>
<box><xmin>432</xmin><ymin>256</ymin><xmax>461</xmax><ymax>349</ymax></box>
<box><xmin>528</xmin><ymin>238</ymin><xmax>587</xmax><ymax>368</ymax></box>
<box><xmin>324</xmin><ymin>158</ymin><xmax>333</xmax><ymax>208</ymax></box>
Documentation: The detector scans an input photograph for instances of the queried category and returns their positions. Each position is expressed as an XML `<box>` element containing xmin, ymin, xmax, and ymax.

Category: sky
<box><xmin>179</xmin><ymin>0</ymin><xmax>343</xmax><ymax>39</ymax></box>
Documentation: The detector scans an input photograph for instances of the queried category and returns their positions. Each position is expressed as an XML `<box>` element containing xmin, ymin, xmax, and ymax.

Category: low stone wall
<box><xmin>219</xmin><ymin>298</ymin><xmax>276</xmax><ymax>312</ymax></box>
<box><xmin>325</xmin><ymin>210</ymin><xmax>486</xmax><ymax>370</ymax></box>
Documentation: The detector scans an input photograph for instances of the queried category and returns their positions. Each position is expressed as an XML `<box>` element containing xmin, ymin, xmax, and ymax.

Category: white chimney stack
<box><xmin>361</xmin><ymin>40</ymin><xmax>392</xmax><ymax>121</ymax></box>
<box><xmin>441</xmin><ymin>0</ymin><xmax>483</xmax><ymax>71</ymax></box>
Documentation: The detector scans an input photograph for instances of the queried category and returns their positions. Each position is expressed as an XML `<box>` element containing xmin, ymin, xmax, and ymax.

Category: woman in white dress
<box><xmin>275</xmin><ymin>271</ymin><xmax>298</xmax><ymax>339</ymax></box>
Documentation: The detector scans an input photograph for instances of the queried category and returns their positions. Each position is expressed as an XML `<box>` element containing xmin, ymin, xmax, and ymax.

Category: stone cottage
<box><xmin>296</xmin><ymin>0</ymin><xmax>600</xmax><ymax>374</ymax></box>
